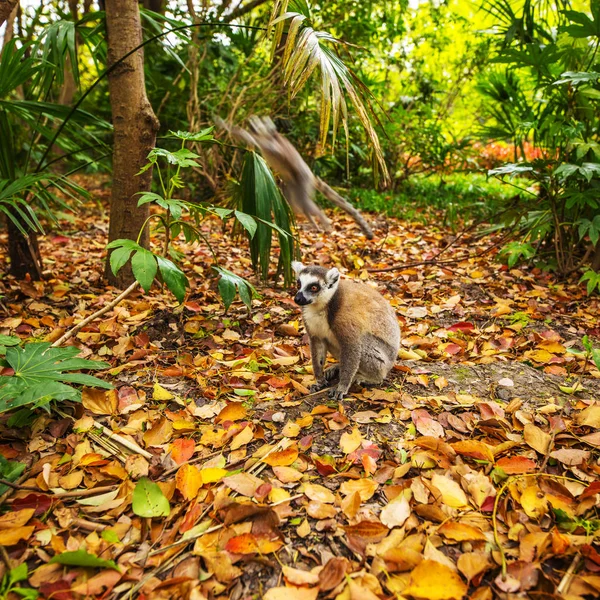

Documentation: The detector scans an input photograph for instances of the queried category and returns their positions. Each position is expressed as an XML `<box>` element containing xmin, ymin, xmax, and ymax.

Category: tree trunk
<box><xmin>0</xmin><ymin>0</ymin><xmax>17</xmax><ymax>28</ymax></box>
<box><xmin>7</xmin><ymin>217</ymin><xmax>42</xmax><ymax>280</ymax></box>
<box><xmin>142</xmin><ymin>0</ymin><xmax>164</xmax><ymax>14</ymax></box>
<box><xmin>104</xmin><ymin>0</ymin><xmax>159</xmax><ymax>287</ymax></box>
<box><xmin>1</xmin><ymin>0</ymin><xmax>16</xmax><ymax>48</ymax></box>
<box><xmin>592</xmin><ymin>241</ymin><xmax>600</xmax><ymax>272</ymax></box>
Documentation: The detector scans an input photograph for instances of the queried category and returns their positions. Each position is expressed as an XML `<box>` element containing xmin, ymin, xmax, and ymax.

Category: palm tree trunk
<box><xmin>104</xmin><ymin>0</ymin><xmax>159</xmax><ymax>287</ymax></box>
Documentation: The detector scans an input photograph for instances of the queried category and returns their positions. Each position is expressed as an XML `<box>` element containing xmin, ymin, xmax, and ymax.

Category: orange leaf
<box><xmin>451</xmin><ymin>440</ymin><xmax>495</xmax><ymax>463</ymax></box>
<box><xmin>0</xmin><ymin>508</ymin><xmax>35</xmax><ymax>529</ymax></box>
<box><xmin>495</xmin><ymin>456</ymin><xmax>537</xmax><ymax>474</ymax></box>
<box><xmin>262</xmin><ymin>446</ymin><xmax>299</xmax><ymax>467</ymax></box>
<box><xmin>0</xmin><ymin>526</ymin><xmax>35</xmax><ymax>546</ymax></box>
<box><xmin>175</xmin><ymin>463</ymin><xmax>203</xmax><ymax>501</ymax></box>
<box><xmin>82</xmin><ymin>388</ymin><xmax>117</xmax><ymax>415</ymax></box>
<box><xmin>438</xmin><ymin>522</ymin><xmax>487</xmax><ymax>542</ymax></box>
<box><xmin>216</xmin><ymin>403</ymin><xmax>247</xmax><ymax>423</ymax></box>
<box><xmin>169</xmin><ymin>438</ymin><xmax>195</xmax><ymax>465</ymax></box>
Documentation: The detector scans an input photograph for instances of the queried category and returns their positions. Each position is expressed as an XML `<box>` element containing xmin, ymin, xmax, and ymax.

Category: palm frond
<box><xmin>270</xmin><ymin>3</ymin><xmax>389</xmax><ymax>183</ymax></box>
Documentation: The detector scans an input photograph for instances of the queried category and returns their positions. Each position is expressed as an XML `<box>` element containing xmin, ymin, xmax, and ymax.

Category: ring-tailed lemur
<box><xmin>292</xmin><ymin>262</ymin><xmax>400</xmax><ymax>401</ymax></box>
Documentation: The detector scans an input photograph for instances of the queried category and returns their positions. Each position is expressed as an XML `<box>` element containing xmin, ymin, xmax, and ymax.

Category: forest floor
<box><xmin>1</xmin><ymin>175</ymin><xmax>600</xmax><ymax>600</ymax></box>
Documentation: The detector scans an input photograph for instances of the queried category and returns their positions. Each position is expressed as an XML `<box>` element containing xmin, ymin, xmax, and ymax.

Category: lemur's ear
<box><xmin>326</xmin><ymin>267</ymin><xmax>340</xmax><ymax>286</ymax></box>
<box><xmin>291</xmin><ymin>261</ymin><xmax>305</xmax><ymax>275</ymax></box>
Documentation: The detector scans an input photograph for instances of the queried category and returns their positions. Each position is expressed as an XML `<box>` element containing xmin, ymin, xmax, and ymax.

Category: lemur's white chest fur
<box><xmin>302</xmin><ymin>304</ymin><xmax>340</xmax><ymax>357</ymax></box>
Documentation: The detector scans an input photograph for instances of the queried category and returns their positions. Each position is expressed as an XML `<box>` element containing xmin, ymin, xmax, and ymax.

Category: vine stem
<box><xmin>51</xmin><ymin>280</ymin><xmax>139</xmax><ymax>348</ymax></box>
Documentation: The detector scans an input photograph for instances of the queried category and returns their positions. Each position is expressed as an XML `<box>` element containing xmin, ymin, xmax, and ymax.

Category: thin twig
<box><xmin>51</xmin><ymin>281</ymin><xmax>139</xmax><ymax>347</ymax></box>
<box><xmin>557</xmin><ymin>554</ymin><xmax>582</xmax><ymax>596</ymax></box>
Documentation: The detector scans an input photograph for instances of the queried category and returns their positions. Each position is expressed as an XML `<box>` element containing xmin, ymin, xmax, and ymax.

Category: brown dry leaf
<box><xmin>304</xmin><ymin>483</ymin><xmax>335</xmax><ymax>504</ymax></box>
<box><xmin>306</xmin><ymin>500</ymin><xmax>336</xmax><ymax>519</ymax></box>
<box><xmin>58</xmin><ymin>470</ymin><xmax>84</xmax><ymax>490</ymax></box>
<box><xmin>404</xmin><ymin>560</ymin><xmax>468</xmax><ymax>600</ymax></box>
<box><xmin>273</xmin><ymin>466</ymin><xmax>304</xmax><ymax>483</ymax></box>
<box><xmin>143</xmin><ymin>416</ymin><xmax>173</xmax><ymax>446</ymax></box>
<box><xmin>341</xmin><ymin>491</ymin><xmax>361</xmax><ymax>518</ymax></box>
<box><xmin>438</xmin><ymin>522</ymin><xmax>487</xmax><ymax>542</ymax></box>
<box><xmin>380</xmin><ymin>494</ymin><xmax>411</xmax><ymax>528</ymax></box>
<box><xmin>263</xmin><ymin>587</ymin><xmax>318</xmax><ymax>600</ymax></box>
<box><xmin>319</xmin><ymin>557</ymin><xmax>349</xmax><ymax>592</ymax></box>
<box><xmin>82</xmin><ymin>387</ymin><xmax>118</xmax><ymax>415</ymax></box>
<box><xmin>575</xmin><ymin>405</ymin><xmax>600</xmax><ymax>428</ymax></box>
<box><xmin>431</xmin><ymin>473</ymin><xmax>469</xmax><ymax>508</ymax></box>
<box><xmin>230</xmin><ymin>425</ymin><xmax>253</xmax><ymax>449</ymax></box>
<box><xmin>340</xmin><ymin>478</ymin><xmax>379</xmax><ymax>501</ymax></box>
<box><xmin>0</xmin><ymin>508</ymin><xmax>35</xmax><ymax>529</ymax></box>
<box><xmin>412</xmin><ymin>409</ymin><xmax>445</xmax><ymax>438</ymax></box>
<box><xmin>523</xmin><ymin>423</ymin><xmax>552</xmax><ymax>455</ymax></box>
<box><xmin>549</xmin><ymin>448</ymin><xmax>590</xmax><ymax>466</ymax></box>
<box><xmin>457</xmin><ymin>552</ymin><xmax>491</xmax><ymax>583</ymax></box>
<box><xmin>223</xmin><ymin>472</ymin><xmax>263</xmax><ymax>497</ymax></box>
<box><xmin>282</xmin><ymin>566</ymin><xmax>320</xmax><ymax>586</ymax></box>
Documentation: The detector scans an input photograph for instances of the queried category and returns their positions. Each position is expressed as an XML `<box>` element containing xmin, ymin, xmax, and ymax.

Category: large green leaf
<box><xmin>132</xmin><ymin>478</ymin><xmax>170</xmax><ymax>518</ymax></box>
<box><xmin>0</xmin><ymin>343</ymin><xmax>111</xmax><ymax>414</ymax></box>
<box><xmin>131</xmin><ymin>249</ymin><xmax>158</xmax><ymax>293</ymax></box>
<box><xmin>156</xmin><ymin>256</ymin><xmax>188</xmax><ymax>303</ymax></box>
<box><xmin>0</xmin><ymin>455</ymin><xmax>26</xmax><ymax>495</ymax></box>
<box><xmin>49</xmin><ymin>550</ymin><xmax>119</xmax><ymax>571</ymax></box>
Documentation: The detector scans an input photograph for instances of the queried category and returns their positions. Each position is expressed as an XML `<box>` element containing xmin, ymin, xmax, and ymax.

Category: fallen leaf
<box><xmin>431</xmin><ymin>474</ymin><xmax>469</xmax><ymax>508</ymax></box>
<box><xmin>404</xmin><ymin>560</ymin><xmax>468</xmax><ymax>600</ymax></box>
<box><xmin>523</xmin><ymin>423</ymin><xmax>552</xmax><ymax>455</ymax></box>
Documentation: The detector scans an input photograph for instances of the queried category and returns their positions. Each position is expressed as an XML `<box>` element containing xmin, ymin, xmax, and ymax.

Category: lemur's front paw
<box><xmin>328</xmin><ymin>387</ymin><xmax>347</xmax><ymax>401</ymax></box>
<box><xmin>309</xmin><ymin>380</ymin><xmax>328</xmax><ymax>393</ymax></box>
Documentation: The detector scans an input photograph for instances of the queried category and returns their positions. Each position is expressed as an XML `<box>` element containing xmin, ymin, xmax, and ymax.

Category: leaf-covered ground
<box><xmin>1</xmin><ymin>176</ymin><xmax>600</xmax><ymax>600</ymax></box>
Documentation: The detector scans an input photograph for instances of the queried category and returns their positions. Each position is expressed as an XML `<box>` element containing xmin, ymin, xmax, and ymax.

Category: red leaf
<box><xmin>12</xmin><ymin>494</ymin><xmax>52</xmax><ymax>517</ymax></box>
<box><xmin>447</xmin><ymin>321</ymin><xmax>475</xmax><ymax>333</ymax></box>
<box><xmin>496</xmin><ymin>456</ymin><xmax>537</xmax><ymax>474</ymax></box>
<box><xmin>581</xmin><ymin>481</ymin><xmax>600</xmax><ymax>500</ymax></box>
<box><xmin>170</xmin><ymin>438</ymin><xmax>196</xmax><ymax>465</ymax></box>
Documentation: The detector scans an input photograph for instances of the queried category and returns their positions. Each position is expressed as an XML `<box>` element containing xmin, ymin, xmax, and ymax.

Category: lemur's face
<box><xmin>292</xmin><ymin>262</ymin><xmax>340</xmax><ymax>307</ymax></box>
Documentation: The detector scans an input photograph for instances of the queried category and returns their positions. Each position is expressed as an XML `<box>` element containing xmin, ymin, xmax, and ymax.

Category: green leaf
<box><xmin>157</xmin><ymin>256</ymin><xmax>188</xmax><ymax>303</ymax></box>
<box><xmin>109</xmin><ymin>246</ymin><xmax>134</xmax><ymax>277</ymax></box>
<box><xmin>592</xmin><ymin>349</ymin><xmax>600</xmax><ymax>372</ymax></box>
<box><xmin>0</xmin><ymin>455</ymin><xmax>25</xmax><ymax>495</ymax></box>
<box><xmin>131</xmin><ymin>249</ymin><xmax>158</xmax><ymax>293</ymax></box>
<box><xmin>0</xmin><ymin>335</ymin><xmax>20</xmax><ymax>347</ymax></box>
<box><xmin>218</xmin><ymin>275</ymin><xmax>236</xmax><ymax>311</ymax></box>
<box><xmin>8</xmin><ymin>563</ymin><xmax>28</xmax><ymax>585</ymax></box>
<box><xmin>234</xmin><ymin>210</ymin><xmax>258</xmax><ymax>238</ymax></box>
<box><xmin>101</xmin><ymin>529</ymin><xmax>121</xmax><ymax>544</ymax></box>
<box><xmin>137</xmin><ymin>192</ymin><xmax>165</xmax><ymax>206</ymax></box>
<box><xmin>49</xmin><ymin>550</ymin><xmax>120</xmax><ymax>571</ymax></box>
<box><xmin>132</xmin><ymin>477</ymin><xmax>170</xmax><ymax>518</ymax></box>
<box><xmin>0</xmin><ymin>343</ymin><xmax>111</xmax><ymax>414</ymax></box>
<box><xmin>169</xmin><ymin>127</ymin><xmax>214</xmax><ymax>142</ymax></box>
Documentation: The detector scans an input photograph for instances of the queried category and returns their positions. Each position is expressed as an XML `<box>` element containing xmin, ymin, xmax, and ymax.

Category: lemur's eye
<box><xmin>309</xmin><ymin>284</ymin><xmax>320</xmax><ymax>293</ymax></box>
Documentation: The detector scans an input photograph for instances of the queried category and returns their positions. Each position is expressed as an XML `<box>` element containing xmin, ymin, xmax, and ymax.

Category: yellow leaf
<box><xmin>520</xmin><ymin>485</ymin><xmax>548</xmax><ymax>519</ymax></box>
<box><xmin>269</xmin><ymin>487</ymin><xmax>291</xmax><ymax>503</ymax></box>
<box><xmin>176</xmin><ymin>463</ymin><xmax>203</xmax><ymax>501</ymax></box>
<box><xmin>304</xmin><ymin>483</ymin><xmax>335</xmax><ymax>504</ymax></box>
<box><xmin>230</xmin><ymin>425</ymin><xmax>253</xmax><ymax>450</ymax></box>
<box><xmin>431</xmin><ymin>474</ymin><xmax>469</xmax><ymax>508</ymax></box>
<box><xmin>523</xmin><ymin>349</ymin><xmax>554</xmax><ymax>363</ymax></box>
<box><xmin>523</xmin><ymin>423</ymin><xmax>552</xmax><ymax>455</ymax></box>
<box><xmin>273</xmin><ymin>466</ymin><xmax>304</xmax><ymax>483</ymax></box>
<box><xmin>82</xmin><ymin>388</ymin><xmax>117</xmax><ymax>415</ymax></box>
<box><xmin>0</xmin><ymin>526</ymin><xmax>35</xmax><ymax>546</ymax></box>
<box><xmin>404</xmin><ymin>560</ymin><xmax>468</xmax><ymax>600</ymax></box>
<box><xmin>0</xmin><ymin>508</ymin><xmax>35</xmax><ymax>529</ymax></box>
<box><xmin>200</xmin><ymin>467</ymin><xmax>228</xmax><ymax>484</ymax></box>
<box><xmin>340</xmin><ymin>427</ymin><xmax>363</xmax><ymax>454</ymax></box>
<box><xmin>282</xmin><ymin>422</ymin><xmax>301</xmax><ymax>437</ymax></box>
<box><xmin>340</xmin><ymin>478</ymin><xmax>378</xmax><ymax>501</ymax></box>
<box><xmin>153</xmin><ymin>382</ymin><xmax>173</xmax><ymax>400</ymax></box>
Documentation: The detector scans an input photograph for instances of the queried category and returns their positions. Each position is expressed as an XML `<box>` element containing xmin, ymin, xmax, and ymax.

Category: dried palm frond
<box><xmin>270</xmin><ymin>0</ymin><xmax>389</xmax><ymax>184</ymax></box>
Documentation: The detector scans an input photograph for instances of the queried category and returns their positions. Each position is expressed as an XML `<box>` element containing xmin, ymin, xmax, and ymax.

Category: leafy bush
<box><xmin>478</xmin><ymin>1</ymin><xmax>600</xmax><ymax>283</ymax></box>
<box><xmin>109</xmin><ymin>130</ymin><xmax>269</xmax><ymax>309</ymax></box>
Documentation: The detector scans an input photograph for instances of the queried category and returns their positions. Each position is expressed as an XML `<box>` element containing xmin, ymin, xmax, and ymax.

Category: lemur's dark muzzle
<box><xmin>294</xmin><ymin>292</ymin><xmax>310</xmax><ymax>306</ymax></box>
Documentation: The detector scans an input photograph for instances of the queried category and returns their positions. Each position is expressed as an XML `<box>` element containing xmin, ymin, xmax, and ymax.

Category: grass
<box><xmin>345</xmin><ymin>172</ymin><xmax>528</xmax><ymax>230</ymax></box>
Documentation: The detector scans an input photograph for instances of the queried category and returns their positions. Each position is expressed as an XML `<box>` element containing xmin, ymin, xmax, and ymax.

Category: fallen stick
<box><xmin>51</xmin><ymin>281</ymin><xmax>139</xmax><ymax>347</ymax></box>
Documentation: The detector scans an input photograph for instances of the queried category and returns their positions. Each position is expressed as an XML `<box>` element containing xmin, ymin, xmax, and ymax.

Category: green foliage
<box><xmin>49</xmin><ymin>550</ymin><xmax>120</xmax><ymax>571</ymax></box>
<box><xmin>109</xmin><ymin>130</ymin><xmax>265</xmax><ymax>308</ymax></box>
<box><xmin>132</xmin><ymin>477</ymin><xmax>171</xmax><ymax>518</ymax></box>
<box><xmin>0</xmin><ymin>563</ymin><xmax>37</xmax><ymax>600</ymax></box>
<box><xmin>478</xmin><ymin>0</ymin><xmax>600</xmax><ymax>277</ymax></box>
<box><xmin>0</xmin><ymin>343</ymin><xmax>111</xmax><ymax>414</ymax></box>
<box><xmin>213</xmin><ymin>266</ymin><xmax>258</xmax><ymax>312</ymax></box>
<box><xmin>236</xmin><ymin>152</ymin><xmax>298</xmax><ymax>285</ymax></box>
<box><xmin>580</xmin><ymin>268</ymin><xmax>600</xmax><ymax>294</ymax></box>
<box><xmin>0</xmin><ymin>455</ymin><xmax>26</xmax><ymax>496</ymax></box>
